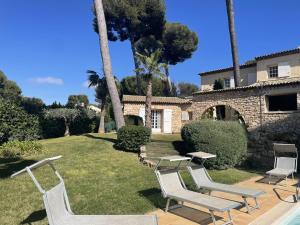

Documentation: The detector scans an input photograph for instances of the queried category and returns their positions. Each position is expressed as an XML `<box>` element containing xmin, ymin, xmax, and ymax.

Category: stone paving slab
<box><xmin>148</xmin><ymin>176</ymin><xmax>298</xmax><ymax>225</ymax></box>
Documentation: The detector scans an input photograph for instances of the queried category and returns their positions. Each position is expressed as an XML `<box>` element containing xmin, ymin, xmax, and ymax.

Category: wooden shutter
<box><xmin>230</xmin><ymin>76</ymin><xmax>235</xmax><ymax>88</ymax></box>
<box><xmin>139</xmin><ymin>107</ymin><xmax>145</xmax><ymax>125</ymax></box>
<box><xmin>278</xmin><ymin>62</ymin><xmax>290</xmax><ymax>77</ymax></box>
<box><xmin>181</xmin><ymin>111</ymin><xmax>189</xmax><ymax>121</ymax></box>
<box><xmin>163</xmin><ymin>109</ymin><xmax>172</xmax><ymax>134</ymax></box>
<box><xmin>247</xmin><ymin>73</ymin><xmax>256</xmax><ymax>85</ymax></box>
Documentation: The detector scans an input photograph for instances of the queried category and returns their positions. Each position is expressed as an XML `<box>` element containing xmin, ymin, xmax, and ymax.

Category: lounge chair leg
<box><xmin>227</xmin><ymin>210</ymin><xmax>233</xmax><ymax>225</ymax></box>
<box><xmin>269</xmin><ymin>174</ymin><xmax>271</xmax><ymax>184</ymax></box>
<box><xmin>209</xmin><ymin>210</ymin><xmax>217</xmax><ymax>225</ymax></box>
<box><xmin>165</xmin><ymin>199</ymin><xmax>170</xmax><ymax>212</ymax></box>
<box><xmin>292</xmin><ymin>173</ymin><xmax>295</xmax><ymax>181</ymax></box>
<box><xmin>254</xmin><ymin>197</ymin><xmax>260</xmax><ymax>209</ymax></box>
<box><xmin>243</xmin><ymin>197</ymin><xmax>251</xmax><ymax>213</ymax></box>
<box><xmin>286</xmin><ymin>176</ymin><xmax>288</xmax><ymax>186</ymax></box>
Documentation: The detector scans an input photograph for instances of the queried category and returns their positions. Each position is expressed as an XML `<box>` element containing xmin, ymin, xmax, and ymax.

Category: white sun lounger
<box><xmin>186</xmin><ymin>152</ymin><xmax>265</xmax><ymax>213</ymax></box>
<box><xmin>11</xmin><ymin>156</ymin><xmax>158</xmax><ymax>225</ymax></box>
<box><xmin>153</xmin><ymin>156</ymin><xmax>241</xmax><ymax>225</ymax></box>
<box><xmin>266</xmin><ymin>143</ymin><xmax>298</xmax><ymax>186</ymax></box>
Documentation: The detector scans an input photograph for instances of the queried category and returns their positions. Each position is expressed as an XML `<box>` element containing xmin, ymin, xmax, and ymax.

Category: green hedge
<box><xmin>124</xmin><ymin>115</ymin><xmax>144</xmax><ymax>126</ymax></box>
<box><xmin>0</xmin><ymin>140</ymin><xmax>43</xmax><ymax>158</ymax></box>
<box><xmin>181</xmin><ymin>120</ymin><xmax>247</xmax><ymax>169</ymax></box>
<box><xmin>0</xmin><ymin>100</ymin><xmax>40</xmax><ymax>144</ymax></box>
<box><xmin>41</xmin><ymin>109</ymin><xmax>99</xmax><ymax>138</ymax></box>
<box><xmin>116</xmin><ymin>125</ymin><xmax>151</xmax><ymax>152</ymax></box>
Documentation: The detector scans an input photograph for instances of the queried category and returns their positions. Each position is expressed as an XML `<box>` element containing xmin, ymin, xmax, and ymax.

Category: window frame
<box><xmin>224</xmin><ymin>78</ymin><xmax>231</xmax><ymax>89</ymax></box>
<box><xmin>268</xmin><ymin>65</ymin><xmax>279</xmax><ymax>79</ymax></box>
<box><xmin>265</xmin><ymin>93</ymin><xmax>298</xmax><ymax>113</ymax></box>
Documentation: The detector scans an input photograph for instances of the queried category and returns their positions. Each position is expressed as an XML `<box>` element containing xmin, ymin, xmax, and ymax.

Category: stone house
<box><xmin>200</xmin><ymin>47</ymin><xmax>300</xmax><ymax>90</ymax></box>
<box><xmin>123</xmin><ymin>95</ymin><xmax>192</xmax><ymax>133</ymax></box>
<box><xmin>122</xmin><ymin>47</ymin><xmax>300</xmax><ymax>163</ymax></box>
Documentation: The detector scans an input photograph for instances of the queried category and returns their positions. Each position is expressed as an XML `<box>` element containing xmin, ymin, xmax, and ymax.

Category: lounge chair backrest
<box><xmin>188</xmin><ymin>166</ymin><xmax>212</xmax><ymax>188</ymax></box>
<box><xmin>43</xmin><ymin>182</ymin><xmax>71</xmax><ymax>225</ymax></box>
<box><xmin>276</xmin><ymin>157</ymin><xmax>297</xmax><ymax>172</ymax></box>
<box><xmin>274</xmin><ymin>143</ymin><xmax>297</xmax><ymax>153</ymax></box>
<box><xmin>273</xmin><ymin>143</ymin><xmax>298</xmax><ymax>172</ymax></box>
<box><xmin>156</xmin><ymin>169</ymin><xmax>184</xmax><ymax>198</ymax></box>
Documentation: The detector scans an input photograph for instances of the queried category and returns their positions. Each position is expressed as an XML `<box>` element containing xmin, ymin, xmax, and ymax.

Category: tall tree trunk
<box><xmin>164</xmin><ymin>66</ymin><xmax>172</xmax><ymax>96</ymax></box>
<box><xmin>145</xmin><ymin>77</ymin><xmax>152</xmax><ymax>129</ymax></box>
<box><xmin>98</xmin><ymin>98</ymin><xmax>106</xmax><ymax>133</ymax></box>
<box><xmin>64</xmin><ymin>118</ymin><xmax>70</xmax><ymax>136</ymax></box>
<box><xmin>226</xmin><ymin>0</ymin><xmax>240</xmax><ymax>87</ymax></box>
<box><xmin>129</xmin><ymin>36</ymin><xmax>142</xmax><ymax>95</ymax></box>
<box><xmin>94</xmin><ymin>0</ymin><xmax>125</xmax><ymax>130</ymax></box>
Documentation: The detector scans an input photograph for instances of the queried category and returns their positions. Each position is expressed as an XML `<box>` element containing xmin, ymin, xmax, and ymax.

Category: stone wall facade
<box><xmin>123</xmin><ymin>102</ymin><xmax>192</xmax><ymax>133</ymax></box>
<box><xmin>192</xmin><ymin>83</ymin><xmax>300</xmax><ymax>166</ymax></box>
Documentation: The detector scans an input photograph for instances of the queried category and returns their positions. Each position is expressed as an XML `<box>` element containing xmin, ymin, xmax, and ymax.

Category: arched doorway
<box><xmin>201</xmin><ymin>105</ymin><xmax>246</xmax><ymax>125</ymax></box>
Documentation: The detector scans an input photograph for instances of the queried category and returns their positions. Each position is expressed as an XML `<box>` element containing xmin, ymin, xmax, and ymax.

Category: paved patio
<box><xmin>149</xmin><ymin>175</ymin><xmax>298</xmax><ymax>225</ymax></box>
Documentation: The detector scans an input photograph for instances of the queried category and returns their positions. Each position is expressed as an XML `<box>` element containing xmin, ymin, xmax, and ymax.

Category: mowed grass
<box><xmin>0</xmin><ymin>133</ymin><xmax>259</xmax><ymax>224</ymax></box>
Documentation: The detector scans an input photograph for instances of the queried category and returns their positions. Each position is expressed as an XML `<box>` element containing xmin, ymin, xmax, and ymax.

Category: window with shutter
<box><xmin>278</xmin><ymin>62</ymin><xmax>290</xmax><ymax>77</ymax></box>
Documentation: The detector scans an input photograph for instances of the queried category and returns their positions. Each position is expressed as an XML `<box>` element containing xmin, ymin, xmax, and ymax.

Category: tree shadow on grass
<box><xmin>83</xmin><ymin>134</ymin><xmax>117</xmax><ymax>144</ymax></box>
<box><xmin>20</xmin><ymin>209</ymin><xmax>47</xmax><ymax>225</ymax></box>
<box><xmin>138</xmin><ymin>188</ymin><xmax>166</xmax><ymax>209</ymax></box>
<box><xmin>172</xmin><ymin>141</ymin><xmax>188</xmax><ymax>155</ymax></box>
<box><xmin>0</xmin><ymin>158</ymin><xmax>37</xmax><ymax>179</ymax></box>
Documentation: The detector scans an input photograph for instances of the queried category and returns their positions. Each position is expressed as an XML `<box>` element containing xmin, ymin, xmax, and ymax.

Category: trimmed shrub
<box><xmin>0</xmin><ymin>100</ymin><xmax>40</xmax><ymax>144</ymax></box>
<box><xmin>124</xmin><ymin>115</ymin><xmax>144</xmax><ymax>126</ymax></box>
<box><xmin>116</xmin><ymin>125</ymin><xmax>151</xmax><ymax>152</ymax></box>
<box><xmin>181</xmin><ymin>120</ymin><xmax>247</xmax><ymax>169</ymax></box>
<box><xmin>0</xmin><ymin>140</ymin><xmax>43</xmax><ymax>158</ymax></box>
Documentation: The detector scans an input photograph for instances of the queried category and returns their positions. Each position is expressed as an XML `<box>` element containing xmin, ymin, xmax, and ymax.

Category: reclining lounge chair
<box><xmin>266</xmin><ymin>143</ymin><xmax>298</xmax><ymax>186</ymax></box>
<box><xmin>154</xmin><ymin>156</ymin><xmax>241</xmax><ymax>225</ymax></box>
<box><xmin>186</xmin><ymin>152</ymin><xmax>265</xmax><ymax>213</ymax></box>
<box><xmin>11</xmin><ymin>156</ymin><xmax>158</xmax><ymax>225</ymax></box>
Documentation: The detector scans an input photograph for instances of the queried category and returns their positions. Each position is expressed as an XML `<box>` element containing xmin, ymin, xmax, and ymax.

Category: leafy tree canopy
<box><xmin>66</xmin><ymin>95</ymin><xmax>89</xmax><ymax>108</ymax></box>
<box><xmin>162</xmin><ymin>22</ymin><xmax>198</xmax><ymax>65</ymax></box>
<box><xmin>47</xmin><ymin>101</ymin><xmax>64</xmax><ymax>109</ymax></box>
<box><xmin>44</xmin><ymin>108</ymin><xmax>80</xmax><ymax>121</ymax></box>
<box><xmin>121</xmin><ymin>75</ymin><xmax>176</xmax><ymax>96</ymax></box>
<box><xmin>0</xmin><ymin>98</ymin><xmax>40</xmax><ymax>144</ymax></box>
<box><xmin>0</xmin><ymin>70</ymin><xmax>22</xmax><ymax>103</ymax></box>
<box><xmin>177</xmin><ymin>82</ymin><xmax>199</xmax><ymax>97</ymax></box>
<box><xmin>213</xmin><ymin>79</ymin><xmax>224</xmax><ymax>90</ymax></box>
<box><xmin>94</xmin><ymin>0</ymin><xmax>166</xmax><ymax>43</ymax></box>
<box><xmin>21</xmin><ymin>97</ymin><xmax>45</xmax><ymax>115</ymax></box>
<box><xmin>136</xmin><ymin>23</ymin><xmax>198</xmax><ymax>65</ymax></box>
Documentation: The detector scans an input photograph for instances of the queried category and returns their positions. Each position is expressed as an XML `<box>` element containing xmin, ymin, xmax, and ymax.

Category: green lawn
<box><xmin>0</xmin><ymin>133</ymin><xmax>258</xmax><ymax>225</ymax></box>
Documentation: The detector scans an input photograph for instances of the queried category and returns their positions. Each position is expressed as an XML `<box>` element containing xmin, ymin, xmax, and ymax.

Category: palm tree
<box><xmin>87</xmin><ymin>70</ymin><xmax>108</xmax><ymax>133</ymax></box>
<box><xmin>136</xmin><ymin>49</ymin><xmax>167</xmax><ymax>128</ymax></box>
<box><xmin>226</xmin><ymin>0</ymin><xmax>240</xmax><ymax>87</ymax></box>
<box><xmin>94</xmin><ymin>0</ymin><xmax>125</xmax><ymax>129</ymax></box>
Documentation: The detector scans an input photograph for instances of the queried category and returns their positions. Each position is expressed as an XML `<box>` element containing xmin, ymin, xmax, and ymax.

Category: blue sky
<box><xmin>0</xmin><ymin>0</ymin><xmax>299</xmax><ymax>105</ymax></box>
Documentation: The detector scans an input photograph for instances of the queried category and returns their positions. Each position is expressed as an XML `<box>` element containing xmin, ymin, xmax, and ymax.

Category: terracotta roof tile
<box><xmin>122</xmin><ymin>95</ymin><xmax>191</xmax><ymax>104</ymax></box>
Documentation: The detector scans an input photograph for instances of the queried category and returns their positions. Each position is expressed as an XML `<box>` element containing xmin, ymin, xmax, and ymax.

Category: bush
<box><xmin>0</xmin><ymin>100</ymin><xmax>40</xmax><ymax>144</ymax></box>
<box><xmin>41</xmin><ymin>108</ymin><xmax>99</xmax><ymax>138</ymax></box>
<box><xmin>70</xmin><ymin>109</ymin><xmax>99</xmax><ymax>135</ymax></box>
<box><xmin>181</xmin><ymin>120</ymin><xmax>247</xmax><ymax>169</ymax></box>
<box><xmin>124</xmin><ymin>115</ymin><xmax>144</xmax><ymax>126</ymax></box>
<box><xmin>105</xmin><ymin>121</ymin><xmax>116</xmax><ymax>133</ymax></box>
<box><xmin>0</xmin><ymin>140</ymin><xmax>43</xmax><ymax>158</ymax></box>
<box><xmin>41</xmin><ymin>117</ymin><xmax>65</xmax><ymax>138</ymax></box>
<box><xmin>116</xmin><ymin>125</ymin><xmax>151</xmax><ymax>152</ymax></box>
